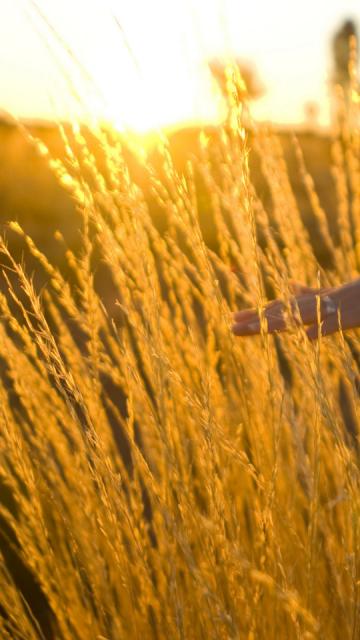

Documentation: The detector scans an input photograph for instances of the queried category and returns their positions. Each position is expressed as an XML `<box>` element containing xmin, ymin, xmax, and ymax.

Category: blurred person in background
<box><xmin>331</xmin><ymin>18</ymin><xmax>358</xmax><ymax>128</ymax></box>
<box><xmin>333</xmin><ymin>19</ymin><xmax>357</xmax><ymax>91</ymax></box>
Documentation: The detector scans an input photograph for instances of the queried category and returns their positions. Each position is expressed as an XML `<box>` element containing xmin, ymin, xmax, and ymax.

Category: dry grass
<box><xmin>0</xmin><ymin>77</ymin><xmax>360</xmax><ymax>639</ymax></box>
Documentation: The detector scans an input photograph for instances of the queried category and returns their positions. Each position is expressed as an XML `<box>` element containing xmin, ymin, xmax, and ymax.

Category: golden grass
<box><xmin>0</xmin><ymin>82</ymin><xmax>360</xmax><ymax>639</ymax></box>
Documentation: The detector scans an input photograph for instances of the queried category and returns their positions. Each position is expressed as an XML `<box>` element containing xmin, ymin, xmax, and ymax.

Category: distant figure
<box><xmin>209</xmin><ymin>58</ymin><xmax>263</xmax><ymax>108</ymax></box>
<box><xmin>331</xmin><ymin>19</ymin><xmax>358</xmax><ymax>128</ymax></box>
<box><xmin>332</xmin><ymin>19</ymin><xmax>357</xmax><ymax>92</ymax></box>
<box><xmin>303</xmin><ymin>101</ymin><xmax>320</xmax><ymax>132</ymax></box>
<box><xmin>208</xmin><ymin>58</ymin><xmax>264</xmax><ymax>130</ymax></box>
<box><xmin>209</xmin><ymin>59</ymin><xmax>263</xmax><ymax>100</ymax></box>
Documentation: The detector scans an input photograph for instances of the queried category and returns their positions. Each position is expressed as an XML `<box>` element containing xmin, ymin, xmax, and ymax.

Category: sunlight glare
<box><xmin>26</xmin><ymin>0</ymin><xmax>222</xmax><ymax>133</ymax></box>
<box><xmin>2</xmin><ymin>0</ymin><xmax>360</xmax><ymax>129</ymax></box>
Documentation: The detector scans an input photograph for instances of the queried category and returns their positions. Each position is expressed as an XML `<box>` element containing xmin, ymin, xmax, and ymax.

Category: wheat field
<box><xmin>0</xmin><ymin>76</ymin><xmax>360</xmax><ymax>639</ymax></box>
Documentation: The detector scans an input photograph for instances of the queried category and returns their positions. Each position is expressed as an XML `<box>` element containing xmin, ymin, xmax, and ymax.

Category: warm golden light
<box><xmin>1</xmin><ymin>0</ymin><xmax>360</xmax><ymax>129</ymax></box>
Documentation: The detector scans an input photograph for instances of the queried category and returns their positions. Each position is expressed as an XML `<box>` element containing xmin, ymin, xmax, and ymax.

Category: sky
<box><xmin>0</xmin><ymin>0</ymin><xmax>359</xmax><ymax>131</ymax></box>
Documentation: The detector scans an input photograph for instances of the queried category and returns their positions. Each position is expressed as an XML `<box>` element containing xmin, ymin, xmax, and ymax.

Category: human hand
<box><xmin>232</xmin><ymin>279</ymin><xmax>360</xmax><ymax>340</ymax></box>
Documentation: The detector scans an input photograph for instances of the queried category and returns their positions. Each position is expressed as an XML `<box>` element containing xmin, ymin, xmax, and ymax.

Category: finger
<box><xmin>232</xmin><ymin>308</ymin><xmax>258</xmax><ymax>324</ymax></box>
<box><xmin>233</xmin><ymin>298</ymin><xmax>290</xmax><ymax>335</ymax></box>
<box><xmin>232</xmin><ymin>316</ymin><xmax>286</xmax><ymax>335</ymax></box>
<box><xmin>232</xmin><ymin>296</ymin><xmax>318</xmax><ymax>336</ymax></box>
<box><xmin>233</xmin><ymin>299</ymin><xmax>285</xmax><ymax>325</ymax></box>
<box><xmin>232</xmin><ymin>306</ymin><xmax>287</xmax><ymax>335</ymax></box>
<box><xmin>232</xmin><ymin>321</ymin><xmax>261</xmax><ymax>336</ymax></box>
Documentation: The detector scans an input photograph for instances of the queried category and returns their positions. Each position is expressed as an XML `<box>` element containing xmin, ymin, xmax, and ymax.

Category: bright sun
<box><xmin>23</xmin><ymin>0</ymin><xmax>222</xmax><ymax>133</ymax></box>
<box><xmin>95</xmin><ymin>53</ymin><xmax>220</xmax><ymax>133</ymax></box>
